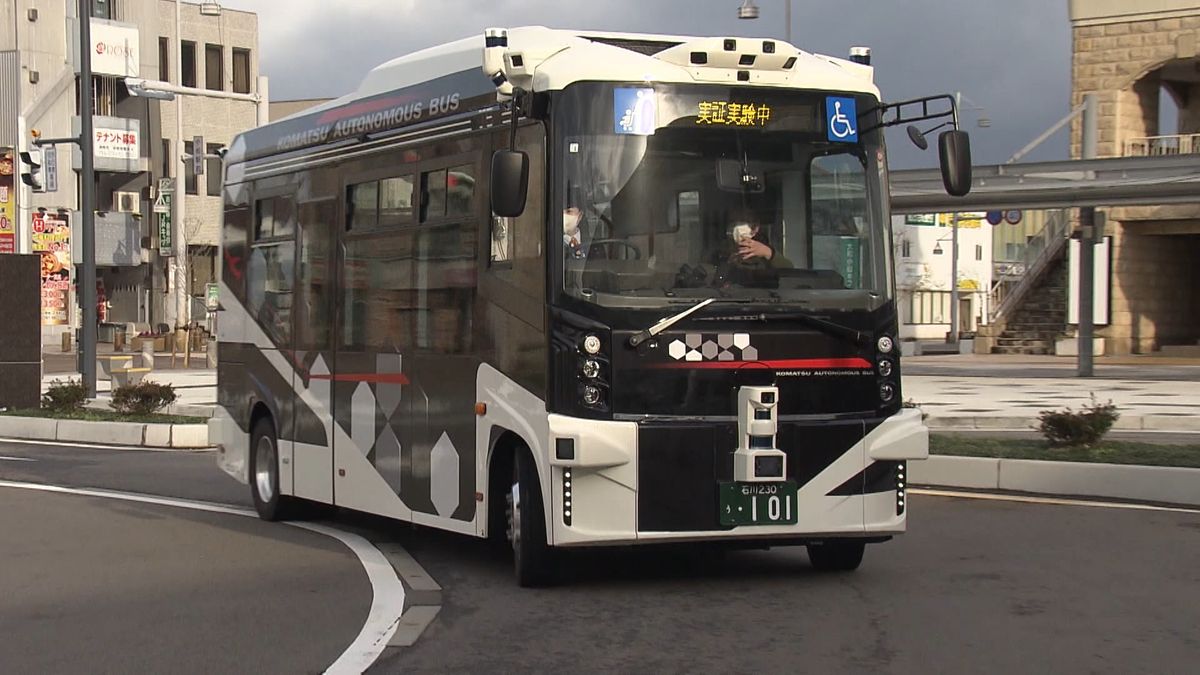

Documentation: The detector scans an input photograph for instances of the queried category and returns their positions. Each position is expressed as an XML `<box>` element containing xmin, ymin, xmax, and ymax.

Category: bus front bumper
<box><xmin>546</xmin><ymin>409</ymin><xmax>926</xmax><ymax>547</ymax></box>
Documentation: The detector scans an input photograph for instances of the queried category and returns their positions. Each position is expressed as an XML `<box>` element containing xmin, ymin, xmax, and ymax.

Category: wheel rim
<box><xmin>255</xmin><ymin>435</ymin><xmax>275</xmax><ymax>503</ymax></box>
<box><xmin>508</xmin><ymin>479</ymin><xmax>521</xmax><ymax>554</ymax></box>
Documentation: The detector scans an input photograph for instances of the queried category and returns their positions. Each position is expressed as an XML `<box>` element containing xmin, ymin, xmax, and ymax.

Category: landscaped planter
<box><xmin>0</xmin><ymin>415</ymin><xmax>209</xmax><ymax>449</ymax></box>
<box><xmin>910</xmin><ymin>454</ymin><xmax>1200</xmax><ymax>507</ymax></box>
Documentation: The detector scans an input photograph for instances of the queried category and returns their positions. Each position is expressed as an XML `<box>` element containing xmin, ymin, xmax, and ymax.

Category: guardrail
<box><xmin>1125</xmin><ymin>133</ymin><xmax>1200</xmax><ymax>157</ymax></box>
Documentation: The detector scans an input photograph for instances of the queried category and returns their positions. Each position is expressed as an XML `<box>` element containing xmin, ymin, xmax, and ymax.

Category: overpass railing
<box><xmin>989</xmin><ymin>208</ymin><xmax>1071</xmax><ymax>323</ymax></box>
<box><xmin>1125</xmin><ymin>133</ymin><xmax>1200</xmax><ymax>157</ymax></box>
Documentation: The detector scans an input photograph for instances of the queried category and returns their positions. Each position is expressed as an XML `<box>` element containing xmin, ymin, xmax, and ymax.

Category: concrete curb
<box><xmin>910</xmin><ymin>454</ymin><xmax>1200</xmax><ymax>507</ymax></box>
<box><xmin>0</xmin><ymin>416</ymin><xmax>210</xmax><ymax>449</ymax></box>
<box><xmin>925</xmin><ymin>414</ymin><xmax>1200</xmax><ymax>432</ymax></box>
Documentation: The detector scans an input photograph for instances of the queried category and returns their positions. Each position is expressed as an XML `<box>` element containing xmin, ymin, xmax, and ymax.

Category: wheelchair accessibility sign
<box><xmin>826</xmin><ymin>96</ymin><xmax>858</xmax><ymax>143</ymax></box>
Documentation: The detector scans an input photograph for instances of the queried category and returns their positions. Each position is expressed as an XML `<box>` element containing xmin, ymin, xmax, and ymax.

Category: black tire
<box><xmin>806</xmin><ymin>540</ymin><xmax>866</xmax><ymax>572</ymax></box>
<box><xmin>249</xmin><ymin>417</ymin><xmax>297</xmax><ymax>521</ymax></box>
<box><xmin>507</xmin><ymin>449</ymin><xmax>553</xmax><ymax>587</ymax></box>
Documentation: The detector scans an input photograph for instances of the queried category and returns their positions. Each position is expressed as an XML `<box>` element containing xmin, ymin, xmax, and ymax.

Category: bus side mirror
<box><xmin>491</xmin><ymin>149</ymin><xmax>529</xmax><ymax>218</ymax></box>
<box><xmin>939</xmin><ymin>130</ymin><xmax>972</xmax><ymax>197</ymax></box>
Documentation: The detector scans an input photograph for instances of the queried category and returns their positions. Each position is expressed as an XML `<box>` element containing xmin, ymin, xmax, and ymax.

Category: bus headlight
<box><xmin>877</xmin><ymin>335</ymin><xmax>894</xmax><ymax>354</ymax></box>
<box><xmin>581</xmin><ymin>359</ymin><xmax>601</xmax><ymax>379</ymax></box>
<box><xmin>878</xmin><ymin>359</ymin><xmax>893</xmax><ymax>377</ymax></box>
<box><xmin>582</xmin><ymin>385</ymin><xmax>602</xmax><ymax>406</ymax></box>
<box><xmin>879</xmin><ymin>383</ymin><xmax>896</xmax><ymax>402</ymax></box>
<box><xmin>582</xmin><ymin>334</ymin><xmax>602</xmax><ymax>355</ymax></box>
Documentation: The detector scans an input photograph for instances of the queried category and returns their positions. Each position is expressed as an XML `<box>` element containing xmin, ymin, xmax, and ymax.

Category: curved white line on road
<box><xmin>0</xmin><ymin>480</ymin><xmax>406</xmax><ymax>672</ymax></box>
<box><xmin>912</xmin><ymin>487</ymin><xmax>1200</xmax><ymax>514</ymax></box>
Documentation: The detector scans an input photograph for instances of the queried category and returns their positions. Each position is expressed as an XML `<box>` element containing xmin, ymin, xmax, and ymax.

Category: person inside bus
<box><xmin>563</xmin><ymin>206</ymin><xmax>586</xmax><ymax>259</ymax></box>
<box><xmin>722</xmin><ymin>212</ymin><xmax>792</xmax><ymax>270</ymax></box>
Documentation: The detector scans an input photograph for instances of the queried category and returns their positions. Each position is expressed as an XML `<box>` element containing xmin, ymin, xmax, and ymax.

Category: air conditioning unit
<box><xmin>114</xmin><ymin>191</ymin><xmax>141</xmax><ymax>214</ymax></box>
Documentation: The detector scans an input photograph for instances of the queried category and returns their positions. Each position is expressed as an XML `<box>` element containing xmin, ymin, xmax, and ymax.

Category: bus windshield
<box><xmin>556</xmin><ymin>83</ymin><xmax>892</xmax><ymax>311</ymax></box>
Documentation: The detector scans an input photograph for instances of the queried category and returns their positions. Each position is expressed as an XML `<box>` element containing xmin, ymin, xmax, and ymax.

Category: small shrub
<box><xmin>111</xmin><ymin>381</ymin><xmax>178</xmax><ymax>416</ymax></box>
<box><xmin>42</xmin><ymin>379</ymin><xmax>89</xmax><ymax>414</ymax></box>
<box><xmin>1038</xmin><ymin>396</ymin><xmax>1119</xmax><ymax>448</ymax></box>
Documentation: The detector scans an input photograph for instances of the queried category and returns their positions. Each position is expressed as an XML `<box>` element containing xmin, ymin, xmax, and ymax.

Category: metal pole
<box><xmin>949</xmin><ymin>211</ymin><xmax>960</xmax><ymax>344</ymax></box>
<box><xmin>256</xmin><ymin>75</ymin><xmax>269</xmax><ymax>126</ymax></box>
<box><xmin>785</xmin><ymin>0</ymin><xmax>792</xmax><ymax>43</ymax></box>
<box><xmin>173</xmin><ymin>0</ymin><xmax>189</xmax><ymax>334</ymax></box>
<box><xmin>79</xmin><ymin>0</ymin><xmax>97</xmax><ymax>396</ymax></box>
<box><xmin>1078</xmin><ymin>93</ymin><xmax>1098</xmax><ymax>377</ymax></box>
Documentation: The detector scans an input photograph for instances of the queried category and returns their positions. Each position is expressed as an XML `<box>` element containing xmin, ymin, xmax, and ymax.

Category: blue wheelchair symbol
<box><xmin>826</xmin><ymin>97</ymin><xmax>858</xmax><ymax>143</ymax></box>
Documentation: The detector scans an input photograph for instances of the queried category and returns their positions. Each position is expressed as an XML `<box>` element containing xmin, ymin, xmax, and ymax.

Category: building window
<box><xmin>975</xmin><ymin>244</ymin><xmax>983</xmax><ymax>261</ymax></box>
<box><xmin>206</xmin><ymin>144</ymin><xmax>224</xmax><ymax>197</ymax></box>
<box><xmin>181</xmin><ymin>41</ymin><xmax>196</xmax><ymax>88</ymax></box>
<box><xmin>908</xmin><ymin>290</ymin><xmax>952</xmax><ymax>325</ymax></box>
<box><xmin>232</xmin><ymin>48</ymin><xmax>251</xmax><ymax>94</ymax></box>
<box><xmin>159</xmin><ymin>37</ymin><xmax>169</xmax><ymax>82</ymax></box>
<box><xmin>92</xmin><ymin>0</ymin><xmax>111</xmax><ymax>19</ymax></box>
<box><xmin>901</xmin><ymin>238</ymin><xmax>911</xmax><ymax>258</ymax></box>
<box><xmin>162</xmin><ymin>139</ymin><xmax>171</xmax><ymax>180</ymax></box>
<box><xmin>184</xmin><ymin>141</ymin><xmax>198</xmax><ymax>195</ymax></box>
<box><xmin>205</xmin><ymin>44</ymin><xmax>223</xmax><ymax>91</ymax></box>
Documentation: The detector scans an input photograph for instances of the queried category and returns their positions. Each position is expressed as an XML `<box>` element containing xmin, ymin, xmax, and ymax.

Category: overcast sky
<box><xmin>221</xmin><ymin>0</ymin><xmax>1072</xmax><ymax>168</ymax></box>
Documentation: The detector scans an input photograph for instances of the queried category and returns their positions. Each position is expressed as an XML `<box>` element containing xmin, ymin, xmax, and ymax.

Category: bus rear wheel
<box><xmin>806</xmin><ymin>540</ymin><xmax>866</xmax><ymax>572</ymax></box>
<box><xmin>249</xmin><ymin>417</ymin><xmax>297</xmax><ymax>522</ymax></box>
<box><xmin>506</xmin><ymin>449</ymin><xmax>553</xmax><ymax>587</ymax></box>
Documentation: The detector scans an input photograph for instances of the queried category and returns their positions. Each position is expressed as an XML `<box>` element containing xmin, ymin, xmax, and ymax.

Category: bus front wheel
<box><xmin>806</xmin><ymin>540</ymin><xmax>866</xmax><ymax>572</ymax></box>
<box><xmin>249</xmin><ymin>417</ymin><xmax>297</xmax><ymax>521</ymax></box>
<box><xmin>507</xmin><ymin>449</ymin><xmax>553</xmax><ymax>587</ymax></box>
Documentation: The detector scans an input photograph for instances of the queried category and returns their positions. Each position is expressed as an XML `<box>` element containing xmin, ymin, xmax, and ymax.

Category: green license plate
<box><xmin>719</xmin><ymin>481</ymin><xmax>798</xmax><ymax>526</ymax></box>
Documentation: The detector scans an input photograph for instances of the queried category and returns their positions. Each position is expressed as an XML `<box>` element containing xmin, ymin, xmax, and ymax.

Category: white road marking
<box><xmin>0</xmin><ymin>455</ymin><xmax>36</xmax><ymax>462</ymax></box>
<box><xmin>912</xmin><ymin>487</ymin><xmax>1200</xmax><ymax>515</ymax></box>
<box><xmin>0</xmin><ymin>437</ymin><xmax>215</xmax><ymax>452</ymax></box>
<box><xmin>0</xmin><ymin>480</ymin><xmax>406</xmax><ymax>672</ymax></box>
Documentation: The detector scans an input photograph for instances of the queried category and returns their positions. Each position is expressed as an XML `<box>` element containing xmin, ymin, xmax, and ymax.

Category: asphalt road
<box><xmin>3</xmin><ymin>440</ymin><xmax>1199</xmax><ymax>673</ymax></box>
<box><xmin>0</xmin><ymin>445</ymin><xmax>370</xmax><ymax>674</ymax></box>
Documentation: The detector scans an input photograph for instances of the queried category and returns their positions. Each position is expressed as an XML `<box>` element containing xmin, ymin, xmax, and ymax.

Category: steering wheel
<box><xmin>587</xmin><ymin>239</ymin><xmax>642</xmax><ymax>260</ymax></box>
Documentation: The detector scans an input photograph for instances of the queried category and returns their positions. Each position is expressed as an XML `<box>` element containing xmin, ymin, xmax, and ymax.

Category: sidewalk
<box><xmin>904</xmin><ymin>353</ymin><xmax>1200</xmax><ymax>432</ymax></box>
<box><xmin>42</xmin><ymin>367</ymin><xmax>217</xmax><ymax>418</ymax></box>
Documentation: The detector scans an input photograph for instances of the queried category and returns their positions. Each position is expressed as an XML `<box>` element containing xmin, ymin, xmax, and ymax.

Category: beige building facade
<box><xmin>0</xmin><ymin>0</ymin><xmax>260</xmax><ymax>341</ymax></box>
<box><xmin>1070</xmin><ymin>0</ymin><xmax>1200</xmax><ymax>354</ymax></box>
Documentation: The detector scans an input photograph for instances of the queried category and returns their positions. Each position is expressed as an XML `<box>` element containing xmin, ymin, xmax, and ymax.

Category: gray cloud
<box><xmin>223</xmin><ymin>0</ymin><xmax>1071</xmax><ymax>167</ymax></box>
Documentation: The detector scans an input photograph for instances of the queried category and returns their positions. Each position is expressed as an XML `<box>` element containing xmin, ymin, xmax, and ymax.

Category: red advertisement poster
<box><xmin>32</xmin><ymin>211</ymin><xmax>71</xmax><ymax>326</ymax></box>
<box><xmin>0</xmin><ymin>149</ymin><xmax>16</xmax><ymax>254</ymax></box>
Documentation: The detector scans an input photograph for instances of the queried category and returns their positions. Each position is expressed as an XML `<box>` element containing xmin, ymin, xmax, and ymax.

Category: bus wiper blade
<box><xmin>756</xmin><ymin>310</ymin><xmax>870</xmax><ymax>348</ymax></box>
<box><xmin>628</xmin><ymin>298</ymin><xmax>717</xmax><ymax>347</ymax></box>
<box><xmin>697</xmin><ymin>309</ymin><xmax>869</xmax><ymax>348</ymax></box>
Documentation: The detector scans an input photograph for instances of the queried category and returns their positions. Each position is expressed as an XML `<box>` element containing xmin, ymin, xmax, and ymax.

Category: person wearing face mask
<box><xmin>563</xmin><ymin>207</ymin><xmax>585</xmax><ymax>259</ymax></box>
<box><xmin>725</xmin><ymin>215</ymin><xmax>792</xmax><ymax>269</ymax></box>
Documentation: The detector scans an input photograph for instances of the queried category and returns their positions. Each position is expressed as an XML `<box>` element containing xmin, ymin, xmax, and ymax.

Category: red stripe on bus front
<box><xmin>650</xmin><ymin>358</ymin><xmax>873</xmax><ymax>370</ymax></box>
<box><xmin>309</xmin><ymin>373</ymin><xmax>410</xmax><ymax>384</ymax></box>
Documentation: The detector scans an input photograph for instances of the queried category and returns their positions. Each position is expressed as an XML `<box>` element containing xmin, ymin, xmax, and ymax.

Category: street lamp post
<box><xmin>79</xmin><ymin>0</ymin><xmax>97</xmax><ymax>395</ymax></box>
<box><xmin>737</xmin><ymin>0</ymin><xmax>793</xmax><ymax>44</ymax></box>
<box><xmin>172</xmin><ymin>0</ymin><xmax>190</xmax><ymax>340</ymax></box>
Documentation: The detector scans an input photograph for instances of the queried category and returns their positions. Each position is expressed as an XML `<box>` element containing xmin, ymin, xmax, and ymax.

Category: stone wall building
<box><xmin>1070</xmin><ymin>0</ymin><xmax>1200</xmax><ymax>354</ymax></box>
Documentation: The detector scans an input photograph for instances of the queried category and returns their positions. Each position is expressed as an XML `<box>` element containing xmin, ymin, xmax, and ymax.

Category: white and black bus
<box><xmin>211</xmin><ymin>27</ymin><xmax>972</xmax><ymax>585</ymax></box>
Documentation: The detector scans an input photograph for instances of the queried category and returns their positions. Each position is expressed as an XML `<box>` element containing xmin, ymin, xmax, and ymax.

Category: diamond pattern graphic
<box><xmin>430</xmin><ymin>432</ymin><xmax>459</xmax><ymax>518</ymax></box>
<box><xmin>665</xmin><ymin>332</ymin><xmax>760</xmax><ymax>362</ymax></box>
<box><xmin>351</xmin><ymin>382</ymin><xmax>377</xmax><ymax>456</ymax></box>
<box><xmin>668</xmin><ymin>340</ymin><xmax>687</xmax><ymax>360</ymax></box>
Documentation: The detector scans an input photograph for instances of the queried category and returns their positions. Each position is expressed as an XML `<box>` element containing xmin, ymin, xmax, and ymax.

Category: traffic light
<box><xmin>19</xmin><ymin>148</ymin><xmax>43</xmax><ymax>192</ymax></box>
